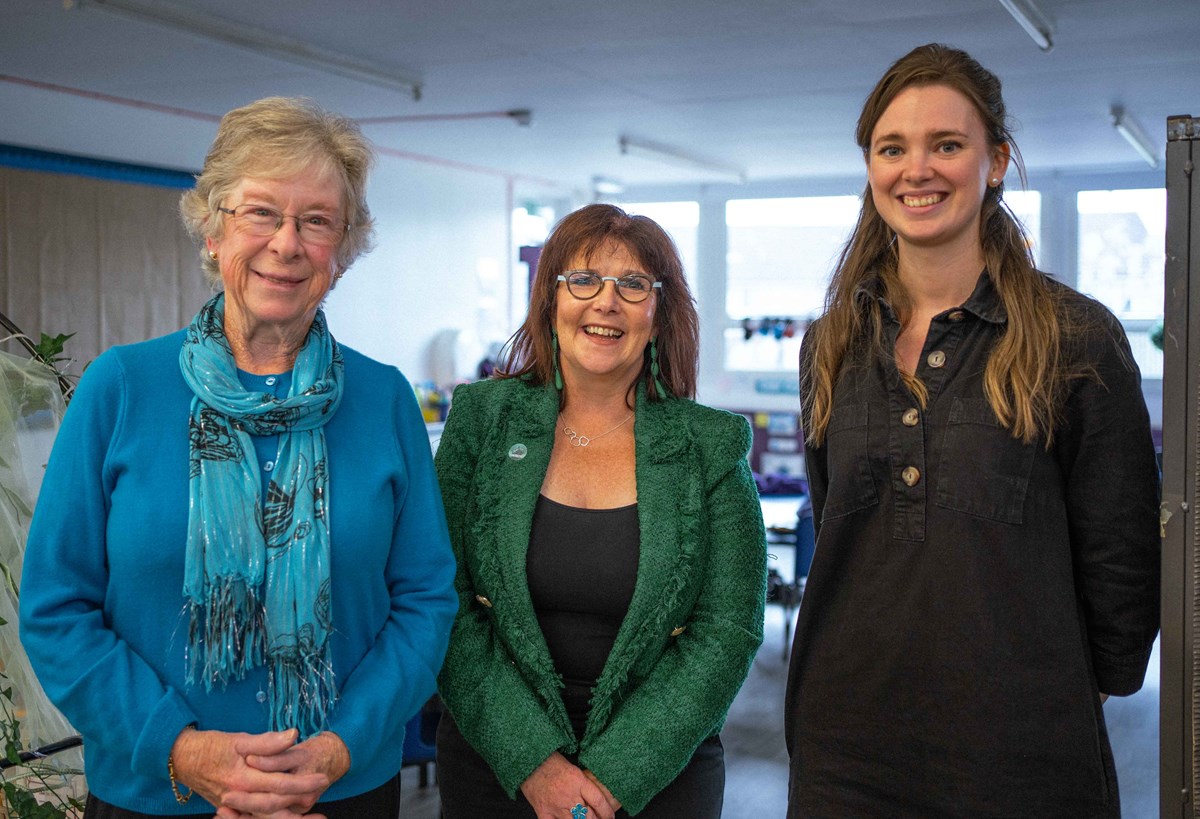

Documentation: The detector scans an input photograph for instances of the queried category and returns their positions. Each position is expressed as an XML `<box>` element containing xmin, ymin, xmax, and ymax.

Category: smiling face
<box><xmin>206</xmin><ymin>165</ymin><xmax>345</xmax><ymax>352</ymax></box>
<box><xmin>867</xmin><ymin>83</ymin><xmax>1009</xmax><ymax>260</ymax></box>
<box><xmin>554</xmin><ymin>240</ymin><xmax>658</xmax><ymax>395</ymax></box>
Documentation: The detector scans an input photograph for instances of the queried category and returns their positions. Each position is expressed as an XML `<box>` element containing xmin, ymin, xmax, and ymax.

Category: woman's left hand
<box><xmin>583</xmin><ymin>770</ymin><xmax>621</xmax><ymax>812</ymax></box>
<box><xmin>217</xmin><ymin>732</ymin><xmax>351</xmax><ymax>817</ymax></box>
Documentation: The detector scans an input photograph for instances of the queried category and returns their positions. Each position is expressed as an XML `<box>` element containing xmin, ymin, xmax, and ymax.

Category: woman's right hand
<box><xmin>169</xmin><ymin>727</ymin><xmax>328</xmax><ymax>814</ymax></box>
<box><xmin>519</xmin><ymin>752</ymin><xmax>615</xmax><ymax>819</ymax></box>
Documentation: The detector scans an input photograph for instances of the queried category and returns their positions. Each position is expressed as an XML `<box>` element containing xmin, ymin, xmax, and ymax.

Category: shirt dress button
<box><xmin>902</xmin><ymin>408</ymin><xmax>919</xmax><ymax>426</ymax></box>
<box><xmin>927</xmin><ymin>350</ymin><xmax>946</xmax><ymax>368</ymax></box>
<box><xmin>265</xmin><ymin>376</ymin><xmax>277</xmax><ymax>386</ymax></box>
<box><xmin>902</xmin><ymin>466</ymin><xmax>921</xmax><ymax>486</ymax></box>
<box><xmin>256</xmin><ymin>690</ymin><xmax>267</xmax><ymax>703</ymax></box>
<box><xmin>264</xmin><ymin>461</ymin><xmax>275</xmax><ymax>472</ymax></box>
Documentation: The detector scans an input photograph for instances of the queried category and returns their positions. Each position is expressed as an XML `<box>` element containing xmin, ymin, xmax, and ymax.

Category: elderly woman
<box><xmin>19</xmin><ymin>97</ymin><xmax>457</xmax><ymax>818</ymax></box>
<box><xmin>434</xmin><ymin>204</ymin><xmax>767</xmax><ymax>819</ymax></box>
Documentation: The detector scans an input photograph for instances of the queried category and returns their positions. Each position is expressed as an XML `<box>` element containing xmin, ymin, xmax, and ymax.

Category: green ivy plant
<box><xmin>28</xmin><ymin>334</ymin><xmax>74</xmax><ymax>375</ymax></box>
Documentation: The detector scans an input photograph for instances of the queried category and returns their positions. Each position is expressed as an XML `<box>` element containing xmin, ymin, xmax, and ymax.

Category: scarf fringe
<box><xmin>186</xmin><ymin>579</ymin><xmax>265</xmax><ymax>690</ymax></box>
<box><xmin>268</xmin><ymin>648</ymin><xmax>338</xmax><ymax>738</ymax></box>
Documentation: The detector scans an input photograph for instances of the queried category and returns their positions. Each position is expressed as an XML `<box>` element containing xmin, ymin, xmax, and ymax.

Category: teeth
<box><xmin>903</xmin><ymin>194</ymin><xmax>944</xmax><ymax>207</ymax></box>
<box><xmin>585</xmin><ymin>326</ymin><xmax>623</xmax><ymax>338</ymax></box>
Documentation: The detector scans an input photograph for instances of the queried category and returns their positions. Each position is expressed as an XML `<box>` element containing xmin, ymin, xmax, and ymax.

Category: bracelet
<box><xmin>167</xmin><ymin>753</ymin><xmax>194</xmax><ymax>804</ymax></box>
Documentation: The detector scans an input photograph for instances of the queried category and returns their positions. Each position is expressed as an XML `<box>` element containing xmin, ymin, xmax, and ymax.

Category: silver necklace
<box><xmin>559</xmin><ymin>411</ymin><xmax>633</xmax><ymax>447</ymax></box>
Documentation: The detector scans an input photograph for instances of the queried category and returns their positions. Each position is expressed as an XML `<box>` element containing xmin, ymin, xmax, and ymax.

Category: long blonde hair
<box><xmin>804</xmin><ymin>43</ymin><xmax>1069</xmax><ymax>448</ymax></box>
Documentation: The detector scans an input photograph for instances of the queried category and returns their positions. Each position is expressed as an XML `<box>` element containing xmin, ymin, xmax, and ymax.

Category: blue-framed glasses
<box><xmin>557</xmin><ymin>271</ymin><xmax>662</xmax><ymax>304</ymax></box>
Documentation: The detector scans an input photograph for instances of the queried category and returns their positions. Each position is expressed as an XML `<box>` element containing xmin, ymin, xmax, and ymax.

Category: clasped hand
<box><xmin>170</xmin><ymin>726</ymin><xmax>350</xmax><ymax>819</ymax></box>
<box><xmin>520</xmin><ymin>751</ymin><xmax>620</xmax><ymax>819</ymax></box>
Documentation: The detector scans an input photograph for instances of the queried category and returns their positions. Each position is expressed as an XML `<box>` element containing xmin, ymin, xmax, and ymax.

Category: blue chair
<box><xmin>401</xmin><ymin>696</ymin><xmax>441</xmax><ymax>787</ymax></box>
<box><xmin>766</xmin><ymin>496</ymin><xmax>815</xmax><ymax>659</ymax></box>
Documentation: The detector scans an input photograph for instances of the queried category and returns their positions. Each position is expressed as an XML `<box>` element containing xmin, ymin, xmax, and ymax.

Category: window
<box><xmin>1077</xmin><ymin>189</ymin><xmax>1165</xmax><ymax>320</ymax></box>
<box><xmin>620</xmin><ymin>201</ymin><xmax>699</xmax><ymax>292</ymax></box>
<box><xmin>1002</xmin><ymin>189</ymin><xmax>1042</xmax><ymax>266</ymax></box>
<box><xmin>1076</xmin><ymin>188</ymin><xmax>1165</xmax><ymax>378</ymax></box>
<box><xmin>725</xmin><ymin>196</ymin><xmax>860</xmax><ymax>371</ymax></box>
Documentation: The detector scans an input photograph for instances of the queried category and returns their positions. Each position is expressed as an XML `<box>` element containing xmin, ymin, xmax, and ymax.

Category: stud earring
<box><xmin>649</xmin><ymin>337</ymin><xmax>667</xmax><ymax>400</ymax></box>
<box><xmin>550</xmin><ymin>326</ymin><xmax>563</xmax><ymax>391</ymax></box>
<box><xmin>989</xmin><ymin>178</ymin><xmax>1000</xmax><ymax>187</ymax></box>
<box><xmin>208</xmin><ymin>251</ymin><xmax>218</xmax><ymax>260</ymax></box>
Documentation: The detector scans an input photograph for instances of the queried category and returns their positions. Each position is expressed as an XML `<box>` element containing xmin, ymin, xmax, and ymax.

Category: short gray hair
<box><xmin>180</xmin><ymin>96</ymin><xmax>377</xmax><ymax>286</ymax></box>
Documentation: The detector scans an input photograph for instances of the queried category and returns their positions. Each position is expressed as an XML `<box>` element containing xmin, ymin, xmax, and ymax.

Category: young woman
<box><xmin>784</xmin><ymin>44</ymin><xmax>1160</xmax><ymax>817</ymax></box>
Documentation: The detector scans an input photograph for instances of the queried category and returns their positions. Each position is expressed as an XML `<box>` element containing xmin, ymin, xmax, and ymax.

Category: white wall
<box><xmin>323</xmin><ymin>159</ymin><xmax>512</xmax><ymax>385</ymax></box>
<box><xmin>0</xmin><ymin>82</ymin><xmax>521</xmax><ymax>386</ymax></box>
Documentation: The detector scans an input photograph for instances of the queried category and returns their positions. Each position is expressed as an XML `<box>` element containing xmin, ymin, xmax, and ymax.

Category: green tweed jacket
<box><xmin>434</xmin><ymin>376</ymin><xmax>767</xmax><ymax>815</ymax></box>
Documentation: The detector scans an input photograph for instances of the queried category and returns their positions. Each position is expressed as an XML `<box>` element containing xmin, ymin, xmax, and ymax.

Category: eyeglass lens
<box><xmin>560</xmin><ymin>272</ymin><xmax>658</xmax><ymax>303</ymax></box>
<box><xmin>222</xmin><ymin>205</ymin><xmax>344</xmax><ymax>245</ymax></box>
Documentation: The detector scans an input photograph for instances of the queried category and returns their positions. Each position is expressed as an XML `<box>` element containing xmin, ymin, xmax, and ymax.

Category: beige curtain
<box><xmin>0</xmin><ymin>166</ymin><xmax>211</xmax><ymax>375</ymax></box>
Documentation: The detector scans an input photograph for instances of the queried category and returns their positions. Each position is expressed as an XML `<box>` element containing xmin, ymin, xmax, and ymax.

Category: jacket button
<box><xmin>927</xmin><ymin>350</ymin><xmax>946</xmax><ymax>368</ymax></box>
<box><xmin>670</xmin><ymin>626</ymin><xmax>686</xmax><ymax>637</ymax></box>
<box><xmin>947</xmin><ymin>310</ymin><xmax>965</xmax><ymax>322</ymax></box>
<box><xmin>475</xmin><ymin>594</ymin><xmax>493</xmax><ymax>608</ymax></box>
<box><xmin>902</xmin><ymin>408</ymin><xmax>919</xmax><ymax>426</ymax></box>
<box><xmin>901</xmin><ymin>466</ymin><xmax>921</xmax><ymax>487</ymax></box>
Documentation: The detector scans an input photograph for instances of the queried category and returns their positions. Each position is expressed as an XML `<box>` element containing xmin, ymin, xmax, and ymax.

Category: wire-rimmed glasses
<box><xmin>217</xmin><ymin>204</ymin><xmax>348</xmax><ymax>246</ymax></box>
<box><xmin>556</xmin><ymin>271</ymin><xmax>661</xmax><ymax>304</ymax></box>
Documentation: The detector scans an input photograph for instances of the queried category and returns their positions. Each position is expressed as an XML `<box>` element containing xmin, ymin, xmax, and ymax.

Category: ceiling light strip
<box><xmin>619</xmin><ymin>135</ymin><xmax>746</xmax><ymax>183</ymax></box>
<box><xmin>997</xmin><ymin>0</ymin><xmax>1054</xmax><ymax>52</ymax></box>
<box><xmin>1111</xmin><ymin>105</ymin><xmax>1160</xmax><ymax>169</ymax></box>
<box><xmin>79</xmin><ymin>0</ymin><xmax>423</xmax><ymax>100</ymax></box>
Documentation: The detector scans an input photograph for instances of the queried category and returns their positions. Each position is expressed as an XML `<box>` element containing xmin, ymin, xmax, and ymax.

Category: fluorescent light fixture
<box><xmin>78</xmin><ymin>0</ymin><xmax>423</xmax><ymax>99</ymax></box>
<box><xmin>1111</xmin><ymin>105</ymin><xmax>1159</xmax><ymax>169</ymax></box>
<box><xmin>591</xmin><ymin>175</ymin><xmax>625</xmax><ymax>196</ymax></box>
<box><xmin>355</xmin><ymin>109</ymin><xmax>532</xmax><ymax>126</ymax></box>
<box><xmin>619</xmin><ymin>135</ymin><xmax>746</xmax><ymax>183</ymax></box>
<box><xmin>997</xmin><ymin>0</ymin><xmax>1054</xmax><ymax>52</ymax></box>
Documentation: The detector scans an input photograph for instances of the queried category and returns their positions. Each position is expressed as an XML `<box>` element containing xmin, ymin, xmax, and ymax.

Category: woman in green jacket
<box><xmin>434</xmin><ymin>204</ymin><xmax>767</xmax><ymax>818</ymax></box>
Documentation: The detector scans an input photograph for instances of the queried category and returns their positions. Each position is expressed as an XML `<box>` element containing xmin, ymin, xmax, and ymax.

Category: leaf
<box><xmin>32</xmin><ymin>332</ymin><xmax>75</xmax><ymax>366</ymax></box>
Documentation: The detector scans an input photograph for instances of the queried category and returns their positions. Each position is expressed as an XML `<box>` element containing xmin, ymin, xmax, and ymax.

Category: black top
<box><xmin>785</xmin><ymin>272</ymin><xmax>1161</xmax><ymax>818</ymax></box>
<box><xmin>527</xmin><ymin>494</ymin><xmax>640</xmax><ymax>739</ymax></box>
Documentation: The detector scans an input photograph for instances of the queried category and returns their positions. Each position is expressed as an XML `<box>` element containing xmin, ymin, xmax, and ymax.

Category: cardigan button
<box><xmin>475</xmin><ymin>594</ymin><xmax>493</xmax><ymax>608</ymax></box>
<box><xmin>508</xmin><ymin>444</ymin><xmax>528</xmax><ymax>460</ymax></box>
<box><xmin>670</xmin><ymin>626</ymin><xmax>686</xmax><ymax>637</ymax></box>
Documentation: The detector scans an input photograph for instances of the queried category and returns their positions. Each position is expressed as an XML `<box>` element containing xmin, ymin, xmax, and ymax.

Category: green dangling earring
<box><xmin>649</xmin><ymin>337</ymin><xmax>667</xmax><ymax>399</ymax></box>
<box><xmin>551</xmin><ymin>326</ymin><xmax>563</xmax><ymax>391</ymax></box>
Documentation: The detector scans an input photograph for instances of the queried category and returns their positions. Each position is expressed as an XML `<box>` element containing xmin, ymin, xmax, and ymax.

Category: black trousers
<box><xmin>437</xmin><ymin>711</ymin><xmax>724</xmax><ymax>819</ymax></box>
<box><xmin>83</xmin><ymin>773</ymin><xmax>400</xmax><ymax>819</ymax></box>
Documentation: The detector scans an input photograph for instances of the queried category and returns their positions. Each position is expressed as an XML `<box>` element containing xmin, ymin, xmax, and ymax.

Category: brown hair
<box><xmin>804</xmin><ymin>43</ymin><xmax>1069</xmax><ymax>447</ymax></box>
<box><xmin>498</xmin><ymin>203</ymin><xmax>699</xmax><ymax>403</ymax></box>
<box><xmin>180</xmin><ymin>96</ymin><xmax>376</xmax><ymax>286</ymax></box>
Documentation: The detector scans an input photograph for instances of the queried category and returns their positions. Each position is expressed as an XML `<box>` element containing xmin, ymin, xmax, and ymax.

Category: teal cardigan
<box><xmin>434</xmin><ymin>377</ymin><xmax>766</xmax><ymax>815</ymax></box>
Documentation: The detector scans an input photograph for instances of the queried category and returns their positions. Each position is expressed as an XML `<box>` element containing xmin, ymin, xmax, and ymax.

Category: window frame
<box><xmin>618</xmin><ymin>168</ymin><xmax>1165</xmax><ymax>411</ymax></box>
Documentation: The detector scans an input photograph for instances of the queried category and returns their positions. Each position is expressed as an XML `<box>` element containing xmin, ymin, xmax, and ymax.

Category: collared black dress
<box><xmin>785</xmin><ymin>272</ymin><xmax>1160</xmax><ymax>818</ymax></box>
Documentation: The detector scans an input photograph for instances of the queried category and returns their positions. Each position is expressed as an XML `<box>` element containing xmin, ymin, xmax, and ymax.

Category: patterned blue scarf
<box><xmin>179</xmin><ymin>293</ymin><xmax>343</xmax><ymax>738</ymax></box>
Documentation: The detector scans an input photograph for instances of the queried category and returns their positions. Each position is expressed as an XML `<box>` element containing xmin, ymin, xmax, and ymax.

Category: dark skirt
<box><xmin>437</xmin><ymin>711</ymin><xmax>724</xmax><ymax>819</ymax></box>
<box><xmin>83</xmin><ymin>773</ymin><xmax>399</xmax><ymax>819</ymax></box>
